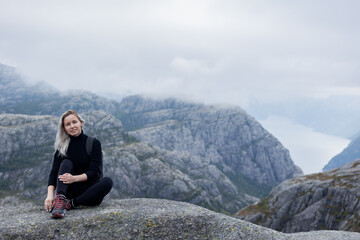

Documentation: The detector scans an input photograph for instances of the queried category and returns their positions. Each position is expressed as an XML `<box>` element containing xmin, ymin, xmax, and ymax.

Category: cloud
<box><xmin>2</xmin><ymin>1</ymin><xmax>360</xmax><ymax>174</ymax></box>
<box><xmin>1</xmin><ymin>0</ymin><xmax>360</xmax><ymax>105</ymax></box>
<box><xmin>170</xmin><ymin>57</ymin><xmax>221</xmax><ymax>76</ymax></box>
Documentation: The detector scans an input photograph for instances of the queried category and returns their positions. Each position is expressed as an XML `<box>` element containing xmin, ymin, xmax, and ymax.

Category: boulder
<box><xmin>1</xmin><ymin>197</ymin><xmax>360</xmax><ymax>240</ymax></box>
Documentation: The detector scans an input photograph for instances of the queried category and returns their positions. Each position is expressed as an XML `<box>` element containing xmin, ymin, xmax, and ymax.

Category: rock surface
<box><xmin>1</xmin><ymin>198</ymin><xmax>360</xmax><ymax>240</ymax></box>
<box><xmin>237</xmin><ymin>160</ymin><xmax>360</xmax><ymax>233</ymax></box>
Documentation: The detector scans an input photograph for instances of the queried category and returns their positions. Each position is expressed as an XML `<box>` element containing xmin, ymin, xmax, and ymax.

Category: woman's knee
<box><xmin>104</xmin><ymin>177</ymin><xmax>113</xmax><ymax>187</ymax></box>
<box><xmin>101</xmin><ymin>177</ymin><xmax>113</xmax><ymax>191</ymax></box>
<box><xmin>59</xmin><ymin>159</ymin><xmax>73</xmax><ymax>173</ymax></box>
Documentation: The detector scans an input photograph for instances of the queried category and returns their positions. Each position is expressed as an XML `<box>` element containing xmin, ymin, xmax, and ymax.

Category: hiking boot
<box><xmin>50</xmin><ymin>193</ymin><xmax>70</xmax><ymax>219</ymax></box>
<box><xmin>65</xmin><ymin>199</ymin><xmax>73</xmax><ymax>211</ymax></box>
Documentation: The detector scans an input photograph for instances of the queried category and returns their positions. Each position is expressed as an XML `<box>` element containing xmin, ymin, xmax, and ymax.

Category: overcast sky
<box><xmin>1</xmin><ymin>1</ymin><xmax>359</xmax><ymax>173</ymax></box>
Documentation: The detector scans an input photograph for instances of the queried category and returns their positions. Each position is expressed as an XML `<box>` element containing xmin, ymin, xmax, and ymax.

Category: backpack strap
<box><xmin>86</xmin><ymin>136</ymin><xmax>103</xmax><ymax>179</ymax></box>
<box><xmin>86</xmin><ymin>136</ymin><xmax>94</xmax><ymax>157</ymax></box>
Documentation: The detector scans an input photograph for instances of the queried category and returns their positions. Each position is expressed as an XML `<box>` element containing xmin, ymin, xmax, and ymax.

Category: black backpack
<box><xmin>86</xmin><ymin>136</ymin><xmax>103</xmax><ymax>179</ymax></box>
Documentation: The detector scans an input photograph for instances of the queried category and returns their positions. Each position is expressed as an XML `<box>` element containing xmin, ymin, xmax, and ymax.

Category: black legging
<box><xmin>57</xmin><ymin>159</ymin><xmax>113</xmax><ymax>207</ymax></box>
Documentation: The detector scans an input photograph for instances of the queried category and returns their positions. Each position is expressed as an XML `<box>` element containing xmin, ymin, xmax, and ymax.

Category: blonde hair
<box><xmin>54</xmin><ymin>110</ymin><xmax>85</xmax><ymax>157</ymax></box>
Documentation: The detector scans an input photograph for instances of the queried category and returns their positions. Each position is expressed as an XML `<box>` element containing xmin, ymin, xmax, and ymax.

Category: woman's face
<box><xmin>63</xmin><ymin>114</ymin><xmax>83</xmax><ymax>137</ymax></box>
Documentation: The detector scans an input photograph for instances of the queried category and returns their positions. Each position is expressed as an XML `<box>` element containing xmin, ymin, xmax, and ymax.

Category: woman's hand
<box><xmin>58</xmin><ymin>173</ymin><xmax>75</xmax><ymax>184</ymax></box>
<box><xmin>44</xmin><ymin>185</ymin><xmax>55</xmax><ymax>212</ymax></box>
<box><xmin>44</xmin><ymin>195</ymin><xmax>54</xmax><ymax>212</ymax></box>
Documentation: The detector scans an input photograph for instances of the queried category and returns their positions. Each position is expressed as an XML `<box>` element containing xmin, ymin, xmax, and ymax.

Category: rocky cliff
<box><xmin>1</xmin><ymin>197</ymin><xmax>360</xmax><ymax>240</ymax></box>
<box><xmin>119</xmin><ymin>95</ymin><xmax>302</xmax><ymax>188</ymax></box>
<box><xmin>323</xmin><ymin>136</ymin><xmax>360</xmax><ymax>171</ymax></box>
<box><xmin>237</xmin><ymin>160</ymin><xmax>360</xmax><ymax>233</ymax></box>
<box><xmin>0</xmin><ymin>111</ymin><xmax>260</xmax><ymax>214</ymax></box>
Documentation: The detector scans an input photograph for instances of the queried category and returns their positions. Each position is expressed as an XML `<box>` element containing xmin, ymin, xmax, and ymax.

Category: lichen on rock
<box><xmin>1</xmin><ymin>198</ymin><xmax>360</xmax><ymax>240</ymax></box>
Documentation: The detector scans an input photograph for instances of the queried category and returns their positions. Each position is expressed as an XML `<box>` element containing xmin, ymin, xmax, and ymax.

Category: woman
<box><xmin>44</xmin><ymin>110</ymin><xmax>113</xmax><ymax>219</ymax></box>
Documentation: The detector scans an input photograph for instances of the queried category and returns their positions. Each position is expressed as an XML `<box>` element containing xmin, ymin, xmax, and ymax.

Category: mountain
<box><xmin>237</xmin><ymin>160</ymin><xmax>360</xmax><ymax>233</ymax></box>
<box><xmin>119</xmin><ymin>95</ymin><xmax>302</xmax><ymax>189</ymax></box>
<box><xmin>3</xmin><ymin>198</ymin><xmax>360</xmax><ymax>240</ymax></box>
<box><xmin>0</xmin><ymin>110</ymin><xmax>299</xmax><ymax>214</ymax></box>
<box><xmin>0</xmin><ymin>62</ymin><xmax>302</xmax><ymax>214</ymax></box>
<box><xmin>0</xmin><ymin>63</ymin><xmax>121</xmax><ymax>116</ymax></box>
<box><xmin>323</xmin><ymin>136</ymin><xmax>360</xmax><ymax>171</ymax></box>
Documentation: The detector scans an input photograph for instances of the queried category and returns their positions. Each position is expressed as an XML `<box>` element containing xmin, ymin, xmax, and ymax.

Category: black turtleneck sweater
<box><xmin>48</xmin><ymin>132</ymin><xmax>102</xmax><ymax>187</ymax></box>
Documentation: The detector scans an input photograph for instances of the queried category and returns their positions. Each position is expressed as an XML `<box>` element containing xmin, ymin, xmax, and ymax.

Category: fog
<box><xmin>260</xmin><ymin>116</ymin><xmax>350</xmax><ymax>174</ymax></box>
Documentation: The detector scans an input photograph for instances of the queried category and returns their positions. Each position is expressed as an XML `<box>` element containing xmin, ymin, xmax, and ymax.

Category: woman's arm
<box><xmin>45</xmin><ymin>152</ymin><xmax>61</xmax><ymax>211</ymax></box>
<box><xmin>48</xmin><ymin>151</ymin><xmax>62</xmax><ymax>187</ymax></box>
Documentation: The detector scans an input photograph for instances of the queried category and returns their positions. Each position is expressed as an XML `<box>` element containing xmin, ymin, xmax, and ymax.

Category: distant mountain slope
<box><xmin>323</xmin><ymin>136</ymin><xmax>360</xmax><ymax>171</ymax></box>
<box><xmin>0</xmin><ymin>63</ymin><xmax>121</xmax><ymax>116</ymax></box>
<box><xmin>237</xmin><ymin>160</ymin><xmax>360</xmax><ymax>233</ymax></box>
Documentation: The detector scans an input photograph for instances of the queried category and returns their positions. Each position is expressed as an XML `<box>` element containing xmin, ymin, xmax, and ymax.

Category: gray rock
<box><xmin>104</xmin><ymin>142</ymin><xmax>251</xmax><ymax>213</ymax></box>
<box><xmin>237</xmin><ymin>160</ymin><xmax>360</xmax><ymax>233</ymax></box>
<box><xmin>1</xmin><ymin>198</ymin><xmax>360</xmax><ymax>240</ymax></box>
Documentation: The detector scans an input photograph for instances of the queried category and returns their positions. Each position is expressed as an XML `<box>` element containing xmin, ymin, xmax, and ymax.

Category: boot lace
<box><xmin>53</xmin><ymin>195</ymin><xmax>66</xmax><ymax>210</ymax></box>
